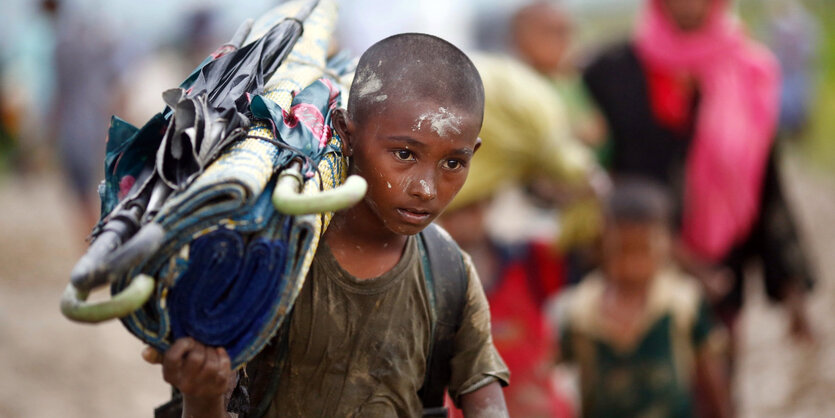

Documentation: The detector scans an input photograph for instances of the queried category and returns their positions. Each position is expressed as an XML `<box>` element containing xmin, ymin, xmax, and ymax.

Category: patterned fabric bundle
<box><xmin>64</xmin><ymin>0</ymin><xmax>358</xmax><ymax>369</ymax></box>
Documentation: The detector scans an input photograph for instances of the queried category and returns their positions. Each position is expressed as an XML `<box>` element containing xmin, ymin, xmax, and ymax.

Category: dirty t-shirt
<box><xmin>266</xmin><ymin>235</ymin><xmax>509</xmax><ymax>417</ymax></box>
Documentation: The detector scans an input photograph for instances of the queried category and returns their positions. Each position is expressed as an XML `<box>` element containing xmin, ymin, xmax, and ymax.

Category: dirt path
<box><xmin>735</xmin><ymin>152</ymin><xmax>835</xmax><ymax>418</ymax></box>
<box><xmin>0</xmin><ymin>172</ymin><xmax>167</xmax><ymax>418</ymax></box>
<box><xmin>0</xmin><ymin>150</ymin><xmax>832</xmax><ymax>417</ymax></box>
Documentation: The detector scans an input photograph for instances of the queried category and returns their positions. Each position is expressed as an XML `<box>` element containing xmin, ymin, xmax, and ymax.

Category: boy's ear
<box><xmin>332</xmin><ymin>108</ymin><xmax>354</xmax><ymax>157</ymax></box>
<box><xmin>473</xmin><ymin>137</ymin><xmax>483</xmax><ymax>154</ymax></box>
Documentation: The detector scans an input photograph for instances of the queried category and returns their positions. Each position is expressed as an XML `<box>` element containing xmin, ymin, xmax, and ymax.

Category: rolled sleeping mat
<box><xmin>62</xmin><ymin>0</ymin><xmax>364</xmax><ymax>369</ymax></box>
<box><xmin>116</xmin><ymin>0</ymin><xmax>350</xmax><ymax>368</ymax></box>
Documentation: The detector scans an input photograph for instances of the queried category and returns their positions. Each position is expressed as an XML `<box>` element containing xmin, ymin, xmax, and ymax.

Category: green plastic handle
<box><xmin>60</xmin><ymin>274</ymin><xmax>155</xmax><ymax>323</ymax></box>
<box><xmin>272</xmin><ymin>165</ymin><xmax>368</xmax><ymax>215</ymax></box>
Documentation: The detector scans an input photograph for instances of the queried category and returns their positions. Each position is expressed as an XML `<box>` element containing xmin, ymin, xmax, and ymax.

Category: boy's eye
<box><xmin>443</xmin><ymin>159</ymin><xmax>464</xmax><ymax>170</ymax></box>
<box><xmin>394</xmin><ymin>150</ymin><xmax>415</xmax><ymax>161</ymax></box>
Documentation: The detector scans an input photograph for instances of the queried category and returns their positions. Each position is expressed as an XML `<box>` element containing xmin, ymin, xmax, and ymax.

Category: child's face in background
<box><xmin>602</xmin><ymin>221</ymin><xmax>670</xmax><ymax>287</ymax></box>
<box><xmin>513</xmin><ymin>5</ymin><xmax>573</xmax><ymax>74</ymax></box>
<box><xmin>343</xmin><ymin>100</ymin><xmax>482</xmax><ymax>236</ymax></box>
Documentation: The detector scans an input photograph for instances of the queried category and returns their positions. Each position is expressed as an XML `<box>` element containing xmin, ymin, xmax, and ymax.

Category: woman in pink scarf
<box><xmin>636</xmin><ymin>0</ymin><xmax>779</xmax><ymax>263</ymax></box>
<box><xmin>584</xmin><ymin>0</ymin><xmax>814</xmax><ymax>343</ymax></box>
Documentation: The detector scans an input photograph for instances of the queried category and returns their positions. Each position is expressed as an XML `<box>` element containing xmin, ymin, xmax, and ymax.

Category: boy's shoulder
<box><xmin>651</xmin><ymin>269</ymin><xmax>707</xmax><ymax>333</ymax></box>
<box><xmin>416</xmin><ymin>223</ymin><xmax>504</xmax><ymax>409</ymax></box>
<box><xmin>560</xmin><ymin>271</ymin><xmax>606</xmax><ymax>331</ymax></box>
<box><xmin>653</xmin><ymin>268</ymin><xmax>704</xmax><ymax>306</ymax></box>
<box><xmin>418</xmin><ymin>223</ymin><xmax>465</xmax><ymax>263</ymax></box>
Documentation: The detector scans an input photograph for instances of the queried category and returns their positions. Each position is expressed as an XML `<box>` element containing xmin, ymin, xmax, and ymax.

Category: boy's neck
<box><xmin>606</xmin><ymin>279</ymin><xmax>652</xmax><ymax>303</ymax></box>
<box><xmin>324</xmin><ymin>205</ymin><xmax>410</xmax><ymax>280</ymax></box>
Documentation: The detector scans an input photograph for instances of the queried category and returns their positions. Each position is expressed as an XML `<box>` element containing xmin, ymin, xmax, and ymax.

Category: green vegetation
<box><xmin>801</xmin><ymin>0</ymin><xmax>835</xmax><ymax>170</ymax></box>
<box><xmin>742</xmin><ymin>0</ymin><xmax>835</xmax><ymax>171</ymax></box>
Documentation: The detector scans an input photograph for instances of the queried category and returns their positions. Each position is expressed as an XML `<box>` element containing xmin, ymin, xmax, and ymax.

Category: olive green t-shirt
<box><xmin>267</xmin><ymin>235</ymin><xmax>509</xmax><ymax>417</ymax></box>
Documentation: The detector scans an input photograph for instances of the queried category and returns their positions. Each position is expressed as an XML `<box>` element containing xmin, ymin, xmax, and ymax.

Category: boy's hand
<box><xmin>142</xmin><ymin>345</ymin><xmax>164</xmax><ymax>364</ymax></box>
<box><xmin>142</xmin><ymin>338</ymin><xmax>235</xmax><ymax>417</ymax></box>
<box><xmin>163</xmin><ymin>338</ymin><xmax>233</xmax><ymax>399</ymax></box>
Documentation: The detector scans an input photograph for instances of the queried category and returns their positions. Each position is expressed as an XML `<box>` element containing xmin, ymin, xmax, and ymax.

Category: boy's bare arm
<box><xmin>459</xmin><ymin>381</ymin><xmax>509</xmax><ymax>418</ymax></box>
<box><xmin>695</xmin><ymin>344</ymin><xmax>733</xmax><ymax>418</ymax></box>
<box><xmin>143</xmin><ymin>338</ymin><xmax>236</xmax><ymax>418</ymax></box>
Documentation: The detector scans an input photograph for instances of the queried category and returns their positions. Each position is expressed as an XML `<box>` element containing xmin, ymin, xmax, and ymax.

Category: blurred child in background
<box><xmin>558</xmin><ymin>179</ymin><xmax>731</xmax><ymax>418</ymax></box>
<box><xmin>439</xmin><ymin>53</ymin><xmax>599</xmax><ymax>417</ymax></box>
<box><xmin>510</xmin><ymin>2</ymin><xmax>610</xmax><ymax>287</ymax></box>
<box><xmin>511</xmin><ymin>1</ymin><xmax>607</xmax><ymax>151</ymax></box>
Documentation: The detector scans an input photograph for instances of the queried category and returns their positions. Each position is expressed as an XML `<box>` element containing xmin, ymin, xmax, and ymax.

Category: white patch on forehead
<box><xmin>412</xmin><ymin>107</ymin><xmax>462</xmax><ymax>137</ymax></box>
<box><xmin>386</xmin><ymin>181</ymin><xmax>392</xmax><ymax>189</ymax></box>
<box><xmin>372</xmin><ymin>94</ymin><xmax>388</xmax><ymax>103</ymax></box>
<box><xmin>355</xmin><ymin>68</ymin><xmax>382</xmax><ymax>98</ymax></box>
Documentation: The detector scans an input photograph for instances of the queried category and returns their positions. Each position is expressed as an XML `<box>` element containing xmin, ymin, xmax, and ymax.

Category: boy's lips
<box><xmin>396</xmin><ymin>208</ymin><xmax>433</xmax><ymax>224</ymax></box>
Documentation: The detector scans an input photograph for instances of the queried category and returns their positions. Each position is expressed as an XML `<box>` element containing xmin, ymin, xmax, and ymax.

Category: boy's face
<box><xmin>337</xmin><ymin>100</ymin><xmax>482</xmax><ymax>236</ymax></box>
<box><xmin>602</xmin><ymin>221</ymin><xmax>669</xmax><ymax>287</ymax></box>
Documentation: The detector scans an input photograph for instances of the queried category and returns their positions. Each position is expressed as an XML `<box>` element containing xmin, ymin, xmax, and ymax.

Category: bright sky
<box><xmin>0</xmin><ymin>0</ymin><xmax>643</xmax><ymax>110</ymax></box>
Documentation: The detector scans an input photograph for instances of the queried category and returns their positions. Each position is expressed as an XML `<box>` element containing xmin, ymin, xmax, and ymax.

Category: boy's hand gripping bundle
<box><xmin>59</xmin><ymin>0</ymin><xmax>367</xmax><ymax>368</ymax></box>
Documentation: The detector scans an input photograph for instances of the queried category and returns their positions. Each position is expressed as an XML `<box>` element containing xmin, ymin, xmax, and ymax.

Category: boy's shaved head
<box><xmin>347</xmin><ymin>33</ymin><xmax>485</xmax><ymax>126</ymax></box>
<box><xmin>331</xmin><ymin>33</ymin><xmax>485</xmax><ymax>238</ymax></box>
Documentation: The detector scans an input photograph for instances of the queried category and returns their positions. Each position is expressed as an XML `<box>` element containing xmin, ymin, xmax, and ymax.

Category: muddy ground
<box><xmin>0</xmin><ymin>151</ymin><xmax>832</xmax><ymax>417</ymax></box>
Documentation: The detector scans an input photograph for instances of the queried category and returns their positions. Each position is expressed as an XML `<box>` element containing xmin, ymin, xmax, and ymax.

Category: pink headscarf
<box><xmin>635</xmin><ymin>0</ymin><xmax>780</xmax><ymax>262</ymax></box>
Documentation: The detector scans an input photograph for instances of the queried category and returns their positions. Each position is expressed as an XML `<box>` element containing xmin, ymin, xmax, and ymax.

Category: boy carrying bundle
<box><xmin>145</xmin><ymin>33</ymin><xmax>510</xmax><ymax>417</ymax></box>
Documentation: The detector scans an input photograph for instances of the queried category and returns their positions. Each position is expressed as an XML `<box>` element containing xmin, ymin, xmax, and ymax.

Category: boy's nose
<box><xmin>408</xmin><ymin>176</ymin><xmax>437</xmax><ymax>201</ymax></box>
